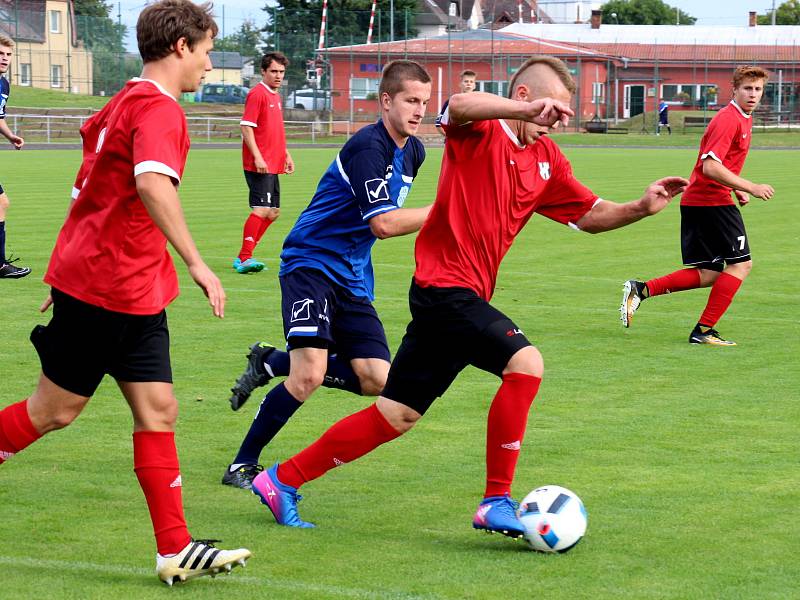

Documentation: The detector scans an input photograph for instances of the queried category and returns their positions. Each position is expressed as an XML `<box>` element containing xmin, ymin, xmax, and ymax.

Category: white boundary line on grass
<box><xmin>0</xmin><ymin>557</ymin><xmax>439</xmax><ymax>599</ymax></box>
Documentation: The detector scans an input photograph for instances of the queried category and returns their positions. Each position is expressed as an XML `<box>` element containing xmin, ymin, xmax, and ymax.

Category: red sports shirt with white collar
<box><xmin>414</xmin><ymin>112</ymin><xmax>599</xmax><ymax>301</ymax></box>
<box><xmin>45</xmin><ymin>78</ymin><xmax>189</xmax><ymax>315</ymax></box>
<box><xmin>240</xmin><ymin>82</ymin><xmax>287</xmax><ymax>173</ymax></box>
<box><xmin>681</xmin><ymin>100</ymin><xmax>753</xmax><ymax>207</ymax></box>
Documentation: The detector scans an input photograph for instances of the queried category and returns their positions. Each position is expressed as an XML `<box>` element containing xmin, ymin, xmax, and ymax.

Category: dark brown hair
<box><xmin>137</xmin><ymin>0</ymin><xmax>218</xmax><ymax>63</ymax></box>
<box><xmin>460</xmin><ymin>69</ymin><xmax>476</xmax><ymax>79</ymax></box>
<box><xmin>733</xmin><ymin>65</ymin><xmax>768</xmax><ymax>88</ymax></box>
<box><xmin>508</xmin><ymin>55</ymin><xmax>576</xmax><ymax>97</ymax></box>
<box><xmin>379</xmin><ymin>60</ymin><xmax>431</xmax><ymax>99</ymax></box>
<box><xmin>261</xmin><ymin>52</ymin><xmax>289</xmax><ymax>71</ymax></box>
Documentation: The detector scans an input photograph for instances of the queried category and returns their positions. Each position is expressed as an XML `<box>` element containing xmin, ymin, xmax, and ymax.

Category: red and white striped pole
<box><xmin>367</xmin><ymin>0</ymin><xmax>377</xmax><ymax>44</ymax></box>
<box><xmin>316</xmin><ymin>0</ymin><xmax>328</xmax><ymax>82</ymax></box>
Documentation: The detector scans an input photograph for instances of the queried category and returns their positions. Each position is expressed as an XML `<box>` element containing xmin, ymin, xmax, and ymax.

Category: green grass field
<box><xmin>0</xmin><ymin>144</ymin><xmax>797</xmax><ymax>599</ymax></box>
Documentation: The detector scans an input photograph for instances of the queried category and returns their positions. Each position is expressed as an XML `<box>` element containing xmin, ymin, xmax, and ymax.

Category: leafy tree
<box><xmin>213</xmin><ymin>20</ymin><xmax>267</xmax><ymax>62</ymax></box>
<box><xmin>758</xmin><ymin>0</ymin><xmax>800</xmax><ymax>24</ymax></box>
<box><xmin>599</xmin><ymin>0</ymin><xmax>696</xmax><ymax>25</ymax></box>
<box><xmin>261</xmin><ymin>0</ymin><xmax>417</xmax><ymax>89</ymax></box>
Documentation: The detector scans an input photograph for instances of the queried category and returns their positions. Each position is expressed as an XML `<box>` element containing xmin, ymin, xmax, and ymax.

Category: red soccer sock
<box><xmin>645</xmin><ymin>268</ymin><xmax>702</xmax><ymax>297</ymax></box>
<box><xmin>484</xmin><ymin>373</ymin><xmax>541</xmax><ymax>499</ymax></box>
<box><xmin>257</xmin><ymin>215</ymin><xmax>273</xmax><ymax>240</ymax></box>
<box><xmin>278</xmin><ymin>403</ymin><xmax>401</xmax><ymax>489</ymax></box>
<box><xmin>133</xmin><ymin>431</ymin><xmax>191</xmax><ymax>555</ymax></box>
<box><xmin>0</xmin><ymin>400</ymin><xmax>42</xmax><ymax>465</ymax></box>
<box><xmin>698</xmin><ymin>271</ymin><xmax>743</xmax><ymax>328</ymax></box>
<box><xmin>237</xmin><ymin>213</ymin><xmax>268</xmax><ymax>262</ymax></box>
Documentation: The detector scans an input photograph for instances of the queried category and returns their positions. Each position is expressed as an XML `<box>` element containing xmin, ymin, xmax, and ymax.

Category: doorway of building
<box><xmin>624</xmin><ymin>85</ymin><xmax>645</xmax><ymax>119</ymax></box>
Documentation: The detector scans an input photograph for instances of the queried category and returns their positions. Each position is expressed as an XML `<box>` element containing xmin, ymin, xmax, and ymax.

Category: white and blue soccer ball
<box><xmin>518</xmin><ymin>485</ymin><xmax>587</xmax><ymax>553</ymax></box>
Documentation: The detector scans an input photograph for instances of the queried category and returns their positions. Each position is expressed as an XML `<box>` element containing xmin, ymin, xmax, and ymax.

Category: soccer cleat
<box><xmin>235</xmin><ymin>258</ymin><xmax>265</xmax><ymax>274</ymax></box>
<box><xmin>472</xmin><ymin>495</ymin><xmax>525</xmax><ymax>539</ymax></box>
<box><xmin>620</xmin><ymin>279</ymin><xmax>647</xmax><ymax>328</ymax></box>
<box><xmin>229</xmin><ymin>342</ymin><xmax>277</xmax><ymax>411</ymax></box>
<box><xmin>156</xmin><ymin>538</ymin><xmax>251</xmax><ymax>586</ymax></box>
<box><xmin>221</xmin><ymin>463</ymin><xmax>264</xmax><ymax>489</ymax></box>
<box><xmin>251</xmin><ymin>463</ymin><xmax>315</xmax><ymax>528</ymax></box>
<box><xmin>689</xmin><ymin>325</ymin><xmax>736</xmax><ymax>346</ymax></box>
<box><xmin>232</xmin><ymin>257</ymin><xmax>242</xmax><ymax>270</ymax></box>
<box><xmin>0</xmin><ymin>258</ymin><xmax>31</xmax><ymax>279</ymax></box>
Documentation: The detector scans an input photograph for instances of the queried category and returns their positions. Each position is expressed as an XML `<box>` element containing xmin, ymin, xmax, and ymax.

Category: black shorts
<box><xmin>30</xmin><ymin>288</ymin><xmax>172</xmax><ymax>397</ymax></box>
<box><xmin>681</xmin><ymin>204</ymin><xmax>751</xmax><ymax>271</ymax></box>
<box><xmin>382</xmin><ymin>281</ymin><xmax>532</xmax><ymax>415</ymax></box>
<box><xmin>280</xmin><ymin>268</ymin><xmax>390</xmax><ymax>362</ymax></box>
<box><xmin>244</xmin><ymin>170</ymin><xmax>280</xmax><ymax>208</ymax></box>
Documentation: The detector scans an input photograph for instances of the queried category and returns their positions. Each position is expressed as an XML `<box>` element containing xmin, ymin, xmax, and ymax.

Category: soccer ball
<box><xmin>518</xmin><ymin>485</ymin><xmax>587</xmax><ymax>553</ymax></box>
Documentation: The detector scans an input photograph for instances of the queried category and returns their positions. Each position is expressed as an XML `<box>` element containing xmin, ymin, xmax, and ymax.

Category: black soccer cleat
<box><xmin>0</xmin><ymin>257</ymin><xmax>31</xmax><ymax>279</ymax></box>
<box><xmin>229</xmin><ymin>342</ymin><xmax>277</xmax><ymax>411</ymax></box>
<box><xmin>689</xmin><ymin>325</ymin><xmax>736</xmax><ymax>346</ymax></box>
<box><xmin>221</xmin><ymin>463</ymin><xmax>264</xmax><ymax>489</ymax></box>
<box><xmin>620</xmin><ymin>279</ymin><xmax>647</xmax><ymax>328</ymax></box>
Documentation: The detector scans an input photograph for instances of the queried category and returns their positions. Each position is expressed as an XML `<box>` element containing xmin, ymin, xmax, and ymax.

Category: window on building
<box><xmin>19</xmin><ymin>63</ymin><xmax>31</xmax><ymax>86</ymax></box>
<box><xmin>49</xmin><ymin>10</ymin><xmax>62</xmax><ymax>33</ymax></box>
<box><xmin>476</xmin><ymin>81</ymin><xmax>508</xmax><ymax>97</ymax></box>
<box><xmin>661</xmin><ymin>83</ymin><xmax>699</xmax><ymax>104</ymax></box>
<box><xmin>699</xmin><ymin>85</ymin><xmax>718</xmax><ymax>106</ymax></box>
<box><xmin>350</xmin><ymin>77</ymin><xmax>380</xmax><ymax>100</ymax></box>
<box><xmin>592</xmin><ymin>82</ymin><xmax>605</xmax><ymax>104</ymax></box>
<box><xmin>51</xmin><ymin>64</ymin><xmax>62</xmax><ymax>88</ymax></box>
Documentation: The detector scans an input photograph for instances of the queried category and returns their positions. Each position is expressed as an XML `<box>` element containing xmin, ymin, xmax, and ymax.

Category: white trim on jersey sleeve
<box><xmin>700</xmin><ymin>150</ymin><xmax>723</xmax><ymax>163</ymax></box>
<box><xmin>567</xmin><ymin>198</ymin><xmax>604</xmax><ymax>231</ymax></box>
<box><xmin>362</xmin><ymin>204</ymin><xmax>398</xmax><ymax>221</ymax></box>
<box><xmin>71</xmin><ymin>186</ymin><xmax>80</xmax><ymax>200</ymax></box>
<box><xmin>134</xmin><ymin>160</ymin><xmax>181</xmax><ymax>184</ymax></box>
<box><xmin>335</xmin><ymin>153</ymin><xmax>350</xmax><ymax>185</ymax></box>
<box><xmin>439</xmin><ymin>104</ymin><xmax>450</xmax><ymax>126</ymax></box>
<box><xmin>240</xmin><ymin>120</ymin><xmax>257</xmax><ymax>127</ymax></box>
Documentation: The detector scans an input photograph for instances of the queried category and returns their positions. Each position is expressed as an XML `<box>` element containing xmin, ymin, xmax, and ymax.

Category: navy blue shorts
<box><xmin>382</xmin><ymin>280</ymin><xmax>532</xmax><ymax>415</ymax></box>
<box><xmin>279</xmin><ymin>267</ymin><xmax>390</xmax><ymax>362</ymax></box>
<box><xmin>30</xmin><ymin>288</ymin><xmax>172</xmax><ymax>397</ymax></box>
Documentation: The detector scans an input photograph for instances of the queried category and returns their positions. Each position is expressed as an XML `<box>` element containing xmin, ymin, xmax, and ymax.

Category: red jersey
<box><xmin>240</xmin><ymin>82</ymin><xmax>287</xmax><ymax>173</ymax></box>
<box><xmin>681</xmin><ymin>101</ymin><xmax>753</xmax><ymax>207</ymax></box>
<box><xmin>415</xmin><ymin>116</ymin><xmax>598</xmax><ymax>301</ymax></box>
<box><xmin>45</xmin><ymin>78</ymin><xmax>190</xmax><ymax>315</ymax></box>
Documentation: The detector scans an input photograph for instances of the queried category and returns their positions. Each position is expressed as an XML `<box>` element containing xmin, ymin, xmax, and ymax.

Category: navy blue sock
<box><xmin>233</xmin><ymin>383</ymin><xmax>302</xmax><ymax>465</ymax></box>
<box><xmin>322</xmin><ymin>354</ymin><xmax>363</xmax><ymax>395</ymax></box>
<box><xmin>263</xmin><ymin>348</ymin><xmax>290</xmax><ymax>378</ymax></box>
<box><xmin>0</xmin><ymin>221</ymin><xmax>6</xmax><ymax>264</ymax></box>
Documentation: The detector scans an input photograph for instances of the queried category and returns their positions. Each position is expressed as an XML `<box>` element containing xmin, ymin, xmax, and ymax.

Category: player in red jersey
<box><xmin>621</xmin><ymin>66</ymin><xmax>774</xmax><ymax>346</ymax></box>
<box><xmin>233</xmin><ymin>52</ymin><xmax>294</xmax><ymax>274</ymax></box>
<box><xmin>0</xmin><ymin>0</ymin><xmax>251</xmax><ymax>585</ymax></box>
<box><xmin>248</xmin><ymin>56</ymin><xmax>688</xmax><ymax>536</ymax></box>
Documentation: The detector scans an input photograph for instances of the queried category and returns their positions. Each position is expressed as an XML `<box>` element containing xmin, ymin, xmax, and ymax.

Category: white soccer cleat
<box><xmin>620</xmin><ymin>280</ymin><xmax>646</xmax><ymax>328</ymax></box>
<box><xmin>156</xmin><ymin>538</ymin><xmax>251</xmax><ymax>586</ymax></box>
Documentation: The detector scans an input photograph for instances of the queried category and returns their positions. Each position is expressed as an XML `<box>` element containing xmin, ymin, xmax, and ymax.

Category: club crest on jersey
<box><xmin>291</xmin><ymin>298</ymin><xmax>314</xmax><ymax>322</ymax></box>
<box><xmin>365</xmin><ymin>178</ymin><xmax>390</xmax><ymax>203</ymax></box>
<box><xmin>538</xmin><ymin>162</ymin><xmax>551</xmax><ymax>180</ymax></box>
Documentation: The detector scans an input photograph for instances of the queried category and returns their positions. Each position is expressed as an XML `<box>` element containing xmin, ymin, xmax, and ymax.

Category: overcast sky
<box><xmin>114</xmin><ymin>0</ymin><xmax>785</xmax><ymax>50</ymax></box>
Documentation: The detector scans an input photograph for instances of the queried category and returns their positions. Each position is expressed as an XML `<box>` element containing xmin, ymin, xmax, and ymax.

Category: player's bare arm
<box><xmin>369</xmin><ymin>205</ymin><xmax>432</xmax><ymax>239</ymax></box>
<box><xmin>702</xmin><ymin>158</ymin><xmax>773</xmax><ymax>200</ymax></box>
<box><xmin>241</xmin><ymin>125</ymin><xmax>267</xmax><ymax>173</ymax></box>
<box><xmin>0</xmin><ymin>118</ymin><xmax>23</xmax><ymax>148</ymax></box>
<box><xmin>576</xmin><ymin>176</ymin><xmax>688</xmax><ymax>233</ymax></box>
<box><xmin>136</xmin><ymin>171</ymin><xmax>226</xmax><ymax>318</ymax></box>
<box><xmin>446</xmin><ymin>92</ymin><xmax>572</xmax><ymax>128</ymax></box>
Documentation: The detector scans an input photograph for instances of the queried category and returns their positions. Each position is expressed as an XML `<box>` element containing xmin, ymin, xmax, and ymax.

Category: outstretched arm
<box><xmin>136</xmin><ymin>172</ymin><xmax>226</xmax><ymax>318</ymax></box>
<box><xmin>576</xmin><ymin>177</ymin><xmax>688</xmax><ymax>234</ymax></box>
<box><xmin>369</xmin><ymin>205</ymin><xmax>431</xmax><ymax>239</ymax></box>
<box><xmin>703</xmin><ymin>159</ymin><xmax>773</xmax><ymax>200</ymax></box>
<box><xmin>447</xmin><ymin>92</ymin><xmax>573</xmax><ymax>129</ymax></box>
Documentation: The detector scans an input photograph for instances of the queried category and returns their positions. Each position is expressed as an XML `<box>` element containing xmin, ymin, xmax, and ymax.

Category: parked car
<box><xmin>290</xmin><ymin>88</ymin><xmax>331</xmax><ymax>110</ymax></box>
<box><xmin>196</xmin><ymin>83</ymin><xmax>249</xmax><ymax>104</ymax></box>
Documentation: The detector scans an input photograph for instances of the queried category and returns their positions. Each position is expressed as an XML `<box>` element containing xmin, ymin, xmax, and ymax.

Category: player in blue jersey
<box><xmin>657</xmin><ymin>98</ymin><xmax>671</xmax><ymax>136</ymax></box>
<box><xmin>222</xmin><ymin>60</ymin><xmax>432</xmax><ymax>490</ymax></box>
<box><xmin>0</xmin><ymin>34</ymin><xmax>30</xmax><ymax>279</ymax></box>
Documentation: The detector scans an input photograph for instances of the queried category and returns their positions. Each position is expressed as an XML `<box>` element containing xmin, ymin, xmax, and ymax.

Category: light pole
<box><xmin>390</xmin><ymin>0</ymin><xmax>394</xmax><ymax>41</ymax></box>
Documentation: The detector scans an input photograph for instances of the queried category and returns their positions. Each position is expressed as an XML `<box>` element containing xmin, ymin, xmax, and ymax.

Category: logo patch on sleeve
<box><xmin>365</xmin><ymin>178</ymin><xmax>390</xmax><ymax>203</ymax></box>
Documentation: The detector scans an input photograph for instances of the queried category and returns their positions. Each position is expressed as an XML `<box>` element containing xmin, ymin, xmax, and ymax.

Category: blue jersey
<box><xmin>280</xmin><ymin>120</ymin><xmax>425</xmax><ymax>300</ymax></box>
<box><xmin>0</xmin><ymin>76</ymin><xmax>9</xmax><ymax>119</ymax></box>
<box><xmin>658</xmin><ymin>101</ymin><xmax>668</xmax><ymax>115</ymax></box>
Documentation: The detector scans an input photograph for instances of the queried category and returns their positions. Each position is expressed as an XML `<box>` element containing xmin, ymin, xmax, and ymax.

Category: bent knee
<box><xmin>0</xmin><ymin>194</ymin><xmax>9</xmax><ymax>211</ymax></box>
<box><xmin>727</xmin><ymin>260</ymin><xmax>752</xmax><ymax>278</ymax></box>
<box><xmin>503</xmin><ymin>345</ymin><xmax>543</xmax><ymax>378</ymax></box>
<box><xmin>286</xmin><ymin>370</ymin><xmax>325</xmax><ymax>400</ymax></box>
<box><xmin>376</xmin><ymin>398</ymin><xmax>420</xmax><ymax>434</ymax></box>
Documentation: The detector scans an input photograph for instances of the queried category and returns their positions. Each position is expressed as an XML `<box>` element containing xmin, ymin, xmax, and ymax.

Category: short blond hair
<box><xmin>0</xmin><ymin>33</ymin><xmax>15</xmax><ymax>48</ymax></box>
<box><xmin>733</xmin><ymin>65</ymin><xmax>768</xmax><ymax>88</ymax></box>
<box><xmin>508</xmin><ymin>55</ymin><xmax>576</xmax><ymax>97</ymax></box>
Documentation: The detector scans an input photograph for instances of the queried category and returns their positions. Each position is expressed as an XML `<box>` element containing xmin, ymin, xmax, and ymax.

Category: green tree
<box><xmin>73</xmin><ymin>0</ymin><xmax>138</xmax><ymax>95</ymax></box>
<box><xmin>599</xmin><ymin>0</ymin><xmax>696</xmax><ymax>25</ymax></box>
<box><xmin>758</xmin><ymin>0</ymin><xmax>800</xmax><ymax>24</ymax></box>
<box><xmin>214</xmin><ymin>20</ymin><xmax>267</xmax><ymax>62</ymax></box>
<box><xmin>261</xmin><ymin>0</ymin><xmax>417</xmax><ymax>89</ymax></box>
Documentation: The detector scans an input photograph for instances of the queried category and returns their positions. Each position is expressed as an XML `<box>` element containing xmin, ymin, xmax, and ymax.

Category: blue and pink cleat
<box><xmin>472</xmin><ymin>495</ymin><xmax>525</xmax><ymax>539</ymax></box>
<box><xmin>251</xmin><ymin>464</ymin><xmax>315</xmax><ymax>528</ymax></box>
